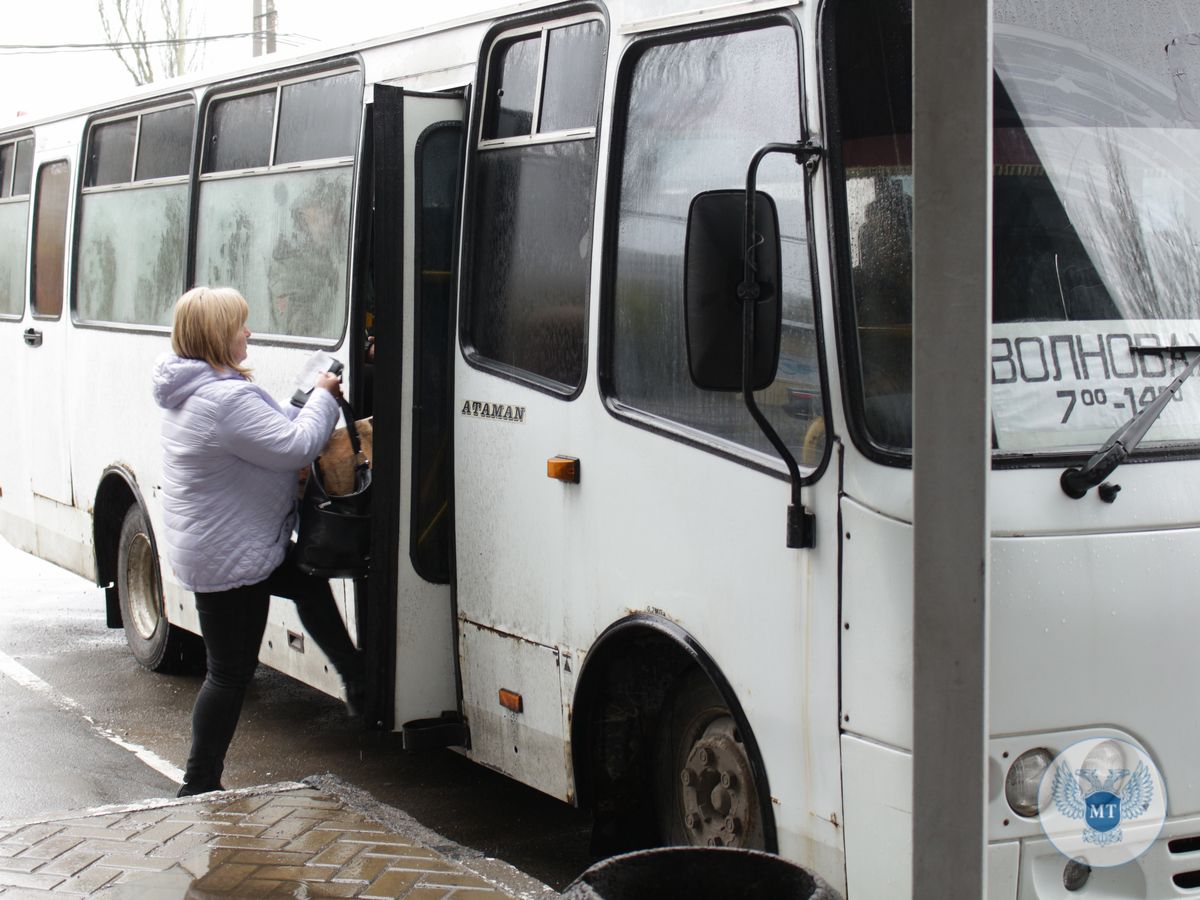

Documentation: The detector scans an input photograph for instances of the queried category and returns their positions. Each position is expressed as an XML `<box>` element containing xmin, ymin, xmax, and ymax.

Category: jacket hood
<box><xmin>153</xmin><ymin>353</ymin><xmax>238</xmax><ymax>409</ymax></box>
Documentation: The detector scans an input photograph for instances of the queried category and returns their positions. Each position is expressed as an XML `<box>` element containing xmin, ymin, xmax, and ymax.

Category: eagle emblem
<box><xmin>1051</xmin><ymin>760</ymin><xmax>1155</xmax><ymax>847</ymax></box>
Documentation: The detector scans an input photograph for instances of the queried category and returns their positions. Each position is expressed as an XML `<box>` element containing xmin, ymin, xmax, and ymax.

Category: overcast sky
<box><xmin>1</xmin><ymin>0</ymin><xmax>490</xmax><ymax>124</ymax></box>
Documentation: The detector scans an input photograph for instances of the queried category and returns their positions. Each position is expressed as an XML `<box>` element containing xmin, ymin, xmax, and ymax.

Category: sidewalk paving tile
<box><xmin>0</xmin><ymin>781</ymin><xmax>554</xmax><ymax>898</ymax></box>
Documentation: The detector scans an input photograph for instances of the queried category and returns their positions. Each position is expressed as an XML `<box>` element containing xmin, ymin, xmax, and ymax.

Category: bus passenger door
<box><xmin>365</xmin><ymin>85</ymin><xmax>464</xmax><ymax>731</ymax></box>
<box><xmin>24</xmin><ymin>158</ymin><xmax>75</xmax><ymax>516</ymax></box>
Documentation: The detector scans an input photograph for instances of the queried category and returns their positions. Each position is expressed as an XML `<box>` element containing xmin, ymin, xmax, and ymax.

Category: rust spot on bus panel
<box><xmin>459</xmin><ymin>615</ymin><xmax>557</xmax><ymax>650</ymax></box>
<box><xmin>814</xmin><ymin>811</ymin><xmax>840</xmax><ymax>829</ymax></box>
<box><xmin>624</xmin><ymin>606</ymin><xmax>680</xmax><ymax>624</ymax></box>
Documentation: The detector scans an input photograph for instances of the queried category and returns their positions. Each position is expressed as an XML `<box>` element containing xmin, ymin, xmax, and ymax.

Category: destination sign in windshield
<box><xmin>991</xmin><ymin>320</ymin><xmax>1200</xmax><ymax>452</ymax></box>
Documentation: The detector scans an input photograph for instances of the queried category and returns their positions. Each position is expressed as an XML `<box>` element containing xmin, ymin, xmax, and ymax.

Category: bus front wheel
<box><xmin>116</xmin><ymin>506</ymin><xmax>203</xmax><ymax>673</ymax></box>
<box><xmin>655</xmin><ymin>668</ymin><xmax>766</xmax><ymax>850</ymax></box>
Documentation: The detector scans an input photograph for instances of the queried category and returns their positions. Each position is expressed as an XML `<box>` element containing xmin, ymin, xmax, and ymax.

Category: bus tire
<box><xmin>655</xmin><ymin>667</ymin><xmax>766</xmax><ymax>850</ymax></box>
<box><xmin>116</xmin><ymin>506</ymin><xmax>203</xmax><ymax>674</ymax></box>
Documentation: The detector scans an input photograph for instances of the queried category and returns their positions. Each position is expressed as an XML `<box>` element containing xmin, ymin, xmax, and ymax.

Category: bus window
<box><xmin>275</xmin><ymin>72</ymin><xmax>360</xmax><ymax>165</ymax></box>
<box><xmin>411</xmin><ymin>123</ymin><xmax>462</xmax><ymax>584</ymax></box>
<box><xmin>0</xmin><ymin>136</ymin><xmax>33</xmax><ymax>319</ymax></box>
<box><xmin>832</xmin><ymin>0</ymin><xmax>1200</xmax><ymax>457</ymax></box>
<box><xmin>829</xmin><ymin>0</ymin><xmax>914</xmax><ymax>454</ymax></box>
<box><xmin>204</xmin><ymin>90</ymin><xmax>275</xmax><ymax>172</ymax></box>
<box><xmin>466</xmin><ymin>16</ymin><xmax>606</xmax><ymax>392</ymax></box>
<box><xmin>481</xmin><ymin>35</ymin><xmax>539</xmax><ymax>139</ymax></box>
<box><xmin>195</xmin><ymin>67</ymin><xmax>362</xmax><ymax>341</ymax></box>
<box><xmin>538</xmin><ymin>20</ymin><xmax>605</xmax><ymax>134</ymax></box>
<box><xmin>31</xmin><ymin>161</ymin><xmax>69</xmax><ymax>320</ymax></box>
<box><xmin>0</xmin><ymin>142</ymin><xmax>13</xmax><ymax>197</ymax></box>
<box><xmin>135</xmin><ymin>105</ymin><xmax>193</xmax><ymax>181</ymax></box>
<box><xmin>12</xmin><ymin>139</ymin><xmax>33</xmax><ymax>196</ymax></box>
<box><xmin>77</xmin><ymin>104</ymin><xmax>192</xmax><ymax>327</ymax></box>
<box><xmin>85</xmin><ymin>119</ymin><xmax>136</xmax><ymax>187</ymax></box>
<box><xmin>609</xmin><ymin>22</ymin><xmax>824</xmax><ymax>466</ymax></box>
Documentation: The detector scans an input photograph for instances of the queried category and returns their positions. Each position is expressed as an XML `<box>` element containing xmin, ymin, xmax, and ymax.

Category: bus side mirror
<box><xmin>684</xmin><ymin>189</ymin><xmax>782</xmax><ymax>392</ymax></box>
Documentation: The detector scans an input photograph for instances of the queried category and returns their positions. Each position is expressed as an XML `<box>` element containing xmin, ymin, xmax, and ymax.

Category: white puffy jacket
<box><xmin>152</xmin><ymin>353</ymin><xmax>339</xmax><ymax>593</ymax></box>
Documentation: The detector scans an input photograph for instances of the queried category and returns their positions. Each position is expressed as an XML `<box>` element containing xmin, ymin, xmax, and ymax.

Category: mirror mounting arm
<box><xmin>741</xmin><ymin>141</ymin><xmax>822</xmax><ymax>550</ymax></box>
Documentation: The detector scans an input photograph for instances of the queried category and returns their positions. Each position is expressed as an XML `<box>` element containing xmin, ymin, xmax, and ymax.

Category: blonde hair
<box><xmin>170</xmin><ymin>287</ymin><xmax>252</xmax><ymax>378</ymax></box>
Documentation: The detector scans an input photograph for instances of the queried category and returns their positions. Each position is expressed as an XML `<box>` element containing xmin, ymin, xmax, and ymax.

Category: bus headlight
<box><xmin>1005</xmin><ymin>747</ymin><xmax>1053</xmax><ymax>818</ymax></box>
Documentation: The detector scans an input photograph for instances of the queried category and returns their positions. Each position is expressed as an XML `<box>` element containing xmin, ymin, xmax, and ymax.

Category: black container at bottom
<box><xmin>561</xmin><ymin>847</ymin><xmax>840</xmax><ymax>900</ymax></box>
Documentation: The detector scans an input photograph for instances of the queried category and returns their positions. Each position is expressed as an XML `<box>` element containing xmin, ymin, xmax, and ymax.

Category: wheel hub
<box><xmin>126</xmin><ymin>533</ymin><xmax>161</xmax><ymax>641</ymax></box>
<box><xmin>678</xmin><ymin>717</ymin><xmax>757</xmax><ymax>848</ymax></box>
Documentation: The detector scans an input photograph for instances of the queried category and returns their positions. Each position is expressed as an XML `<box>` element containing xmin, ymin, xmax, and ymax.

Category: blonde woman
<box><xmin>153</xmin><ymin>286</ymin><xmax>364</xmax><ymax>797</ymax></box>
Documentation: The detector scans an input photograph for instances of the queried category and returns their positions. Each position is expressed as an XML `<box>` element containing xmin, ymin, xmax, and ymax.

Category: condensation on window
<box><xmin>136</xmin><ymin>106</ymin><xmax>194</xmax><ymax>181</ymax></box>
<box><xmin>0</xmin><ymin>145</ymin><xmax>13</xmax><ymax>198</ymax></box>
<box><xmin>87</xmin><ymin>119</ymin><xmax>137</xmax><ymax>187</ymax></box>
<box><xmin>275</xmin><ymin>72</ymin><xmax>361</xmax><ymax>165</ymax></box>
<box><xmin>482</xmin><ymin>36</ymin><xmax>540</xmax><ymax>139</ymax></box>
<box><xmin>205</xmin><ymin>90</ymin><xmax>275</xmax><ymax>173</ymax></box>
<box><xmin>0</xmin><ymin>201</ymin><xmax>28</xmax><ymax>316</ymax></box>
<box><xmin>611</xmin><ymin>26</ymin><xmax>825</xmax><ymax>466</ymax></box>
<box><xmin>76</xmin><ymin>184</ymin><xmax>186</xmax><ymax>326</ymax></box>
<box><xmin>540</xmin><ymin>21</ymin><xmax>605</xmax><ymax>133</ymax></box>
<box><xmin>195</xmin><ymin>168</ymin><xmax>351</xmax><ymax>340</ymax></box>
<box><xmin>12</xmin><ymin>140</ymin><xmax>33</xmax><ymax>197</ymax></box>
<box><xmin>469</xmin><ymin>141</ymin><xmax>593</xmax><ymax>388</ymax></box>
<box><xmin>0</xmin><ymin>139</ymin><xmax>34</xmax><ymax>202</ymax></box>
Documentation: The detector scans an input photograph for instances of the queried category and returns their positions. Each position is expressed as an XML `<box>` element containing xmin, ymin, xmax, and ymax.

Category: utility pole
<box><xmin>253</xmin><ymin>0</ymin><xmax>277</xmax><ymax>56</ymax></box>
<box><xmin>175</xmin><ymin>0</ymin><xmax>185</xmax><ymax>75</ymax></box>
<box><xmin>266</xmin><ymin>0</ymin><xmax>277</xmax><ymax>54</ymax></box>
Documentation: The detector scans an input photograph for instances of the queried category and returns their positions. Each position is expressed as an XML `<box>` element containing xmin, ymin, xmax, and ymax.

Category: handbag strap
<box><xmin>337</xmin><ymin>397</ymin><xmax>369</xmax><ymax>469</ymax></box>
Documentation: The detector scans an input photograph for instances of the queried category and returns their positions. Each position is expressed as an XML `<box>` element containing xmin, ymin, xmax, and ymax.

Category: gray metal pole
<box><xmin>175</xmin><ymin>0</ymin><xmax>185</xmax><ymax>75</ymax></box>
<box><xmin>252</xmin><ymin>0</ymin><xmax>263</xmax><ymax>57</ymax></box>
<box><xmin>911</xmin><ymin>0</ymin><xmax>993</xmax><ymax>895</ymax></box>
<box><xmin>266</xmin><ymin>0</ymin><xmax>277</xmax><ymax>54</ymax></box>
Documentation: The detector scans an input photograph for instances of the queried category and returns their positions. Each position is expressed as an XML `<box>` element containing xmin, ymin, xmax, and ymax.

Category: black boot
<box><xmin>341</xmin><ymin>652</ymin><xmax>367</xmax><ymax>718</ymax></box>
<box><xmin>176</xmin><ymin>781</ymin><xmax>224</xmax><ymax>798</ymax></box>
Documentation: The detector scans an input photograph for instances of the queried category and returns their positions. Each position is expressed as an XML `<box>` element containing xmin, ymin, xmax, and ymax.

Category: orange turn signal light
<box><xmin>498</xmin><ymin>688</ymin><xmax>524</xmax><ymax>713</ymax></box>
<box><xmin>547</xmin><ymin>456</ymin><xmax>580</xmax><ymax>483</ymax></box>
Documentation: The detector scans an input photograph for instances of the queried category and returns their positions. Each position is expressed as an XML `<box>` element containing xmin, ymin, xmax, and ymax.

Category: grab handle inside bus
<box><xmin>683</xmin><ymin>141</ymin><xmax>821</xmax><ymax>549</ymax></box>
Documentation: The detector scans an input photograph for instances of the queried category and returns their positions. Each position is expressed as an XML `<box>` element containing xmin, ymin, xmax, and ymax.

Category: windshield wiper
<box><xmin>1060</xmin><ymin>345</ymin><xmax>1200</xmax><ymax>499</ymax></box>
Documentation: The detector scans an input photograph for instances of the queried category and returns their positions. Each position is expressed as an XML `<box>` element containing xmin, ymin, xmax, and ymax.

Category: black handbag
<box><xmin>293</xmin><ymin>398</ymin><xmax>372</xmax><ymax>578</ymax></box>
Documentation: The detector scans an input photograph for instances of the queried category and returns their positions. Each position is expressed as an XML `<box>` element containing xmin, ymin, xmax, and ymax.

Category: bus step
<box><xmin>401</xmin><ymin>712</ymin><xmax>470</xmax><ymax>750</ymax></box>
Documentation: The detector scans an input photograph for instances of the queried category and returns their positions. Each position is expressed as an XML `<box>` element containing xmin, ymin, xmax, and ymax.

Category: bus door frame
<box><xmin>359</xmin><ymin>84</ymin><xmax>466</xmax><ymax>732</ymax></box>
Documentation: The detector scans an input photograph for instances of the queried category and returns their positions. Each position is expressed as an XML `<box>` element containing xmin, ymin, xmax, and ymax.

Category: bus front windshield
<box><xmin>841</xmin><ymin>0</ymin><xmax>1200</xmax><ymax>456</ymax></box>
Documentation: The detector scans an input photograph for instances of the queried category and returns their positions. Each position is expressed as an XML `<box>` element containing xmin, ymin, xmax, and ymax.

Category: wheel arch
<box><xmin>570</xmin><ymin>613</ymin><xmax>778</xmax><ymax>853</ymax></box>
<box><xmin>93</xmin><ymin>465</ymin><xmax>155</xmax><ymax>629</ymax></box>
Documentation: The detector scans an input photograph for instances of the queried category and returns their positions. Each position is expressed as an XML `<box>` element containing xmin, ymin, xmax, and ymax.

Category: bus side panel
<box><xmin>460</xmin><ymin>621</ymin><xmax>572</xmax><ymax>801</ymax></box>
<box><xmin>840</xmin><ymin>496</ymin><xmax>913</xmax><ymax>750</ymax></box>
<box><xmin>842</xmin><ymin>734</ymin><xmax>1022</xmax><ymax>900</ymax></box>
<box><xmin>841</xmin><ymin>734</ymin><xmax>911</xmax><ymax>897</ymax></box>
<box><xmin>0</xmin><ymin>312</ymin><xmax>37</xmax><ymax>554</ymax></box>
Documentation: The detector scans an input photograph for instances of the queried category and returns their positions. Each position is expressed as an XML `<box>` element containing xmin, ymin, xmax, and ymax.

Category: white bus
<box><xmin>2</xmin><ymin>0</ymin><xmax>1198</xmax><ymax>895</ymax></box>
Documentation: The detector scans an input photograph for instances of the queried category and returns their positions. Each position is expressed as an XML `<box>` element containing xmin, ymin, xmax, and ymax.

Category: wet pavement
<box><xmin>0</xmin><ymin>536</ymin><xmax>592</xmax><ymax>890</ymax></box>
<box><xmin>0</xmin><ymin>777</ymin><xmax>555</xmax><ymax>899</ymax></box>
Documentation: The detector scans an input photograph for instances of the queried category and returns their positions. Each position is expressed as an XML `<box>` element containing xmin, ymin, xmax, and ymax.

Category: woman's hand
<box><xmin>315</xmin><ymin>371</ymin><xmax>343</xmax><ymax>399</ymax></box>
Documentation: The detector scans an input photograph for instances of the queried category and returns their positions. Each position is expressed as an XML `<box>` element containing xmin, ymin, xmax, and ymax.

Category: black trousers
<box><xmin>181</xmin><ymin>552</ymin><xmax>362</xmax><ymax>792</ymax></box>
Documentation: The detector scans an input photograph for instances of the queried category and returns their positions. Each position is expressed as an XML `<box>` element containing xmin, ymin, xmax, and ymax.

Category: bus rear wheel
<box><xmin>655</xmin><ymin>668</ymin><xmax>766</xmax><ymax>850</ymax></box>
<box><xmin>116</xmin><ymin>506</ymin><xmax>203</xmax><ymax>674</ymax></box>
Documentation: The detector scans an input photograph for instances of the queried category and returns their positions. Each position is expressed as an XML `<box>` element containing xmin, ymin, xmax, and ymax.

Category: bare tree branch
<box><xmin>96</xmin><ymin>0</ymin><xmax>144</xmax><ymax>84</ymax></box>
<box><xmin>97</xmin><ymin>0</ymin><xmax>198</xmax><ymax>86</ymax></box>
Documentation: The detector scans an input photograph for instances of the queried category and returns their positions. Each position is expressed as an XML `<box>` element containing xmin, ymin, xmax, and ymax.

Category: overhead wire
<box><xmin>0</xmin><ymin>32</ymin><xmax>320</xmax><ymax>56</ymax></box>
